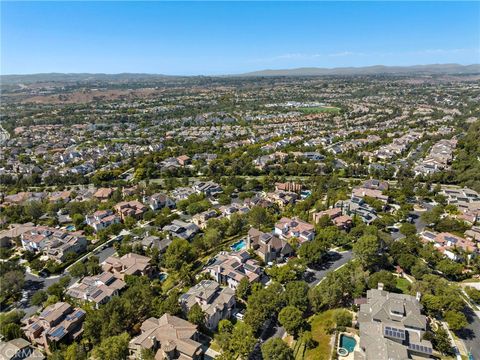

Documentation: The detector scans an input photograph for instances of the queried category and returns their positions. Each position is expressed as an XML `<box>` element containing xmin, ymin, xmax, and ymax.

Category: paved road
<box><xmin>308</xmin><ymin>250</ymin><xmax>353</xmax><ymax>287</ymax></box>
<box><xmin>458</xmin><ymin>306</ymin><xmax>480</xmax><ymax>360</ymax></box>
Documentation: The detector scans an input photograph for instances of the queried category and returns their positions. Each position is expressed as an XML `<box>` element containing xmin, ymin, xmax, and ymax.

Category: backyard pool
<box><xmin>339</xmin><ymin>334</ymin><xmax>356</xmax><ymax>353</ymax></box>
<box><xmin>230</xmin><ymin>239</ymin><xmax>246</xmax><ymax>252</ymax></box>
<box><xmin>66</xmin><ymin>225</ymin><xmax>76</xmax><ymax>232</ymax></box>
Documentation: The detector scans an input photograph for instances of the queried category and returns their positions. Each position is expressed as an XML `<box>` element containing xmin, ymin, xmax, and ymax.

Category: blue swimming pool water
<box><xmin>66</xmin><ymin>225</ymin><xmax>76</xmax><ymax>231</ymax></box>
<box><xmin>340</xmin><ymin>335</ymin><xmax>356</xmax><ymax>353</ymax></box>
<box><xmin>230</xmin><ymin>239</ymin><xmax>246</xmax><ymax>251</ymax></box>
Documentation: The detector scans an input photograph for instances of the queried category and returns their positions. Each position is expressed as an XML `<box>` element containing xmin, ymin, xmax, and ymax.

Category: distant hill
<box><xmin>0</xmin><ymin>72</ymin><xmax>178</xmax><ymax>85</ymax></box>
<box><xmin>237</xmin><ymin>64</ymin><xmax>480</xmax><ymax>77</ymax></box>
<box><xmin>2</xmin><ymin>64</ymin><xmax>479</xmax><ymax>84</ymax></box>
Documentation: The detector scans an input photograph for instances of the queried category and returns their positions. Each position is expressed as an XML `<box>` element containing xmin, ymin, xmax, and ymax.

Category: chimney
<box><xmin>416</xmin><ymin>292</ymin><xmax>421</xmax><ymax>302</ymax></box>
<box><xmin>378</xmin><ymin>282</ymin><xmax>384</xmax><ymax>291</ymax></box>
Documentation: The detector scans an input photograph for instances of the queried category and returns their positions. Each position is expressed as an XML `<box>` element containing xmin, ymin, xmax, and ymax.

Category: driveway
<box><xmin>308</xmin><ymin>250</ymin><xmax>353</xmax><ymax>287</ymax></box>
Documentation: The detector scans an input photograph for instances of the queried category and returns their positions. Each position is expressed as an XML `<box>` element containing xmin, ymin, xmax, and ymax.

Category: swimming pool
<box><xmin>339</xmin><ymin>334</ymin><xmax>356</xmax><ymax>353</ymax></box>
<box><xmin>230</xmin><ymin>239</ymin><xmax>246</xmax><ymax>251</ymax></box>
<box><xmin>66</xmin><ymin>225</ymin><xmax>76</xmax><ymax>232</ymax></box>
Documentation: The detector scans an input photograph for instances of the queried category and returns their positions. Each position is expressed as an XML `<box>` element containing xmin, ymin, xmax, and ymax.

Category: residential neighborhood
<box><xmin>1</xmin><ymin>63</ymin><xmax>480</xmax><ymax>360</ymax></box>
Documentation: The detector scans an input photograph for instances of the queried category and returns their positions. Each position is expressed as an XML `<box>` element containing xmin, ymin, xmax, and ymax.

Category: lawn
<box><xmin>304</xmin><ymin>309</ymin><xmax>344</xmax><ymax>360</ymax></box>
<box><xmin>395</xmin><ymin>277</ymin><xmax>411</xmax><ymax>294</ymax></box>
<box><xmin>300</xmin><ymin>106</ymin><xmax>341</xmax><ymax>115</ymax></box>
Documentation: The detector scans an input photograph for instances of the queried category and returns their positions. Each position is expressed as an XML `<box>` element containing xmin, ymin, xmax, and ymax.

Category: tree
<box><xmin>301</xmin><ymin>331</ymin><xmax>317</xmax><ymax>349</ymax></box>
<box><xmin>399</xmin><ymin>223</ymin><xmax>417</xmax><ymax>237</ymax></box>
<box><xmin>308</xmin><ymin>262</ymin><xmax>366</xmax><ymax>311</ymax></box>
<box><xmin>187</xmin><ymin>303</ymin><xmax>205</xmax><ymax>326</ymax></box>
<box><xmin>248</xmin><ymin>206</ymin><xmax>271</xmax><ymax>229</ymax></box>
<box><xmin>367</xmin><ymin>270</ymin><xmax>397</xmax><ymax>292</ymax></box>
<box><xmin>24</xmin><ymin>201</ymin><xmax>43</xmax><ymax>221</ymax></box>
<box><xmin>72</xmin><ymin>213</ymin><xmax>85</xmax><ymax>228</ymax></box>
<box><xmin>244</xmin><ymin>283</ymin><xmax>284</xmax><ymax>332</ymax></box>
<box><xmin>261</xmin><ymin>338</ymin><xmax>294</xmax><ymax>360</ymax></box>
<box><xmin>267</xmin><ymin>260</ymin><xmax>305</xmax><ymax>284</ymax></box>
<box><xmin>30</xmin><ymin>290</ymin><xmax>48</xmax><ymax>306</ymax></box>
<box><xmin>156</xmin><ymin>290</ymin><xmax>182</xmax><ymax>316</ymax></box>
<box><xmin>203</xmin><ymin>227</ymin><xmax>222</xmax><ymax>249</ymax></box>
<box><xmin>124</xmin><ymin>216</ymin><xmax>136</xmax><ymax>229</ymax></box>
<box><xmin>69</xmin><ymin>261</ymin><xmax>87</xmax><ymax>278</ymax></box>
<box><xmin>465</xmin><ymin>286</ymin><xmax>480</xmax><ymax>304</ymax></box>
<box><xmin>215</xmin><ymin>320</ymin><xmax>256</xmax><ymax>360</ymax></box>
<box><xmin>278</xmin><ymin>306</ymin><xmax>305</xmax><ymax>337</ymax></box>
<box><xmin>236</xmin><ymin>277</ymin><xmax>251</xmax><ymax>301</ymax></box>
<box><xmin>0</xmin><ymin>269</ymin><xmax>25</xmax><ymax>303</ymax></box>
<box><xmin>432</xmin><ymin>327</ymin><xmax>454</xmax><ymax>355</ymax></box>
<box><xmin>64</xmin><ymin>343</ymin><xmax>88</xmax><ymax>360</ymax></box>
<box><xmin>47</xmin><ymin>281</ymin><xmax>67</xmax><ymax>299</ymax></box>
<box><xmin>92</xmin><ymin>333</ymin><xmax>131</xmax><ymax>360</ymax></box>
<box><xmin>284</xmin><ymin>281</ymin><xmax>309</xmax><ymax>311</ymax></box>
<box><xmin>1</xmin><ymin>323</ymin><xmax>22</xmax><ymax>341</ymax></box>
<box><xmin>334</xmin><ymin>310</ymin><xmax>353</xmax><ymax>328</ymax></box>
<box><xmin>86</xmin><ymin>255</ymin><xmax>101</xmax><ymax>275</ymax></box>
<box><xmin>436</xmin><ymin>259</ymin><xmax>463</xmax><ymax>280</ymax></box>
<box><xmin>163</xmin><ymin>238</ymin><xmax>195</xmax><ymax>271</ymax></box>
<box><xmin>353</xmin><ymin>234</ymin><xmax>380</xmax><ymax>269</ymax></box>
<box><xmin>444</xmin><ymin>310</ymin><xmax>468</xmax><ymax>331</ymax></box>
<box><xmin>315</xmin><ymin>215</ymin><xmax>333</xmax><ymax>228</ymax></box>
<box><xmin>297</xmin><ymin>240</ymin><xmax>328</xmax><ymax>265</ymax></box>
<box><xmin>421</xmin><ymin>206</ymin><xmax>443</xmax><ymax>226</ymax></box>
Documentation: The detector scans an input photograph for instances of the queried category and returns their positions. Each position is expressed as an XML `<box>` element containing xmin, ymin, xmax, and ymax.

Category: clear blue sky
<box><xmin>2</xmin><ymin>1</ymin><xmax>479</xmax><ymax>75</ymax></box>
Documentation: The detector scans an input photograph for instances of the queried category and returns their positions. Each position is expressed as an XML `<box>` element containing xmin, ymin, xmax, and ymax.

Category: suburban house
<box><xmin>352</xmin><ymin>187</ymin><xmax>389</xmax><ymax>204</ymax></box>
<box><xmin>144</xmin><ymin>193</ymin><xmax>176</xmax><ymax>211</ymax></box>
<box><xmin>419</xmin><ymin>230</ymin><xmax>477</xmax><ymax>260</ymax></box>
<box><xmin>93</xmin><ymin>187</ymin><xmax>114</xmax><ymax>201</ymax></box>
<box><xmin>170</xmin><ymin>187</ymin><xmax>196</xmax><ymax>201</ymax></box>
<box><xmin>0</xmin><ymin>338</ymin><xmax>45</xmax><ymax>360</ymax></box>
<box><xmin>192</xmin><ymin>209</ymin><xmax>218</xmax><ymax>229</ymax></box>
<box><xmin>274</xmin><ymin>217</ymin><xmax>315</xmax><ymax>243</ymax></box>
<box><xmin>193</xmin><ymin>181</ymin><xmax>222</xmax><ymax>196</ymax></box>
<box><xmin>275</xmin><ymin>182</ymin><xmax>302</xmax><ymax>193</ymax></box>
<box><xmin>179</xmin><ymin>280</ymin><xmax>236</xmax><ymax>330</ymax></box>
<box><xmin>0</xmin><ymin>222</ymin><xmax>35</xmax><ymax>248</ymax></box>
<box><xmin>312</xmin><ymin>208</ymin><xmax>353</xmax><ymax>230</ymax></box>
<box><xmin>66</xmin><ymin>272</ymin><xmax>126</xmax><ymax>308</ymax></box>
<box><xmin>21</xmin><ymin>227</ymin><xmax>87</xmax><ymax>262</ymax></box>
<box><xmin>128</xmin><ymin>314</ymin><xmax>204</xmax><ymax>360</ymax></box>
<box><xmin>48</xmin><ymin>191</ymin><xmax>72</xmax><ymax>203</ymax></box>
<box><xmin>363</xmin><ymin>179</ymin><xmax>389</xmax><ymax>191</ymax></box>
<box><xmin>336</xmin><ymin>199</ymin><xmax>378</xmax><ymax>225</ymax></box>
<box><xmin>102</xmin><ymin>253</ymin><xmax>153</xmax><ymax>279</ymax></box>
<box><xmin>440</xmin><ymin>187</ymin><xmax>480</xmax><ymax>223</ymax></box>
<box><xmin>355</xmin><ymin>284</ymin><xmax>433</xmax><ymax>360</ymax></box>
<box><xmin>140</xmin><ymin>235</ymin><xmax>172</xmax><ymax>252</ymax></box>
<box><xmin>265</xmin><ymin>191</ymin><xmax>299</xmax><ymax>208</ymax></box>
<box><xmin>114</xmin><ymin>200</ymin><xmax>148</xmax><ymax>220</ymax></box>
<box><xmin>85</xmin><ymin>209</ymin><xmax>121</xmax><ymax>232</ymax></box>
<box><xmin>22</xmin><ymin>302</ymin><xmax>85</xmax><ymax>353</ymax></box>
<box><xmin>176</xmin><ymin>155</ymin><xmax>191</xmax><ymax>166</ymax></box>
<box><xmin>247</xmin><ymin>228</ymin><xmax>294</xmax><ymax>263</ymax></box>
<box><xmin>465</xmin><ymin>226</ymin><xmax>480</xmax><ymax>241</ymax></box>
<box><xmin>204</xmin><ymin>250</ymin><xmax>262</xmax><ymax>290</ymax></box>
<box><xmin>163</xmin><ymin>219</ymin><xmax>200</xmax><ymax>241</ymax></box>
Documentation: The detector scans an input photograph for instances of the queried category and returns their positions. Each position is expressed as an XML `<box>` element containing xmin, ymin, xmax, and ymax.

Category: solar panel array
<box><xmin>408</xmin><ymin>343</ymin><xmax>433</xmax><ymax>354</ymax></box>
<box><xmin>49</xmin><ymin>326</ymin><xmax>66</xmax><ymax>339</ymax></box>
<box><xmin>384</xmin><ymin>326</ymin><xmax>406</xmax><ymax>340</ymax></box>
